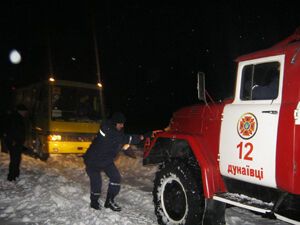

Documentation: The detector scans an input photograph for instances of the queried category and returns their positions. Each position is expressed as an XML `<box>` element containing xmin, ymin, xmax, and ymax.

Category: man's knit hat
<box><xmin>111</xmin><ymin>112</ymin><xmax>126</xmax><ymax>124</ymax></box>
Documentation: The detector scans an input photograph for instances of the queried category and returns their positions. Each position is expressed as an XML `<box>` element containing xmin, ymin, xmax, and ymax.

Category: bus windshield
<box><xmin>51</xmin><ymin>85</ymin><xmax>101</xmax><ymax>122</ymax></box>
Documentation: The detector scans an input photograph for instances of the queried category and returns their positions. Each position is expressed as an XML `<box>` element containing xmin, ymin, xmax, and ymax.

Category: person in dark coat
<box><xmin>83</xmin><ymin>112</ymin><xmax>145</xmax><ymax>211</ymax></box>
<box><xmin>3</xmin><ymin>104</ymin><xmax>28</xmax><ymax>181</ymax></box>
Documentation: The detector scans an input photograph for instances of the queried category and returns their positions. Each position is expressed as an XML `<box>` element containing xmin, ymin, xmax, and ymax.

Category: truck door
<box><xmin>219</xmin><ymin>55</ymin><xmax>285</xmax><ymax>188</ymax></box>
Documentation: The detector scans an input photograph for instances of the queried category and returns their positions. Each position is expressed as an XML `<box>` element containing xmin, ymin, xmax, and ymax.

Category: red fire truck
<box><xmin>144</xmin><ymin>28</ymin><xmax>300</xmax><ymax>225</ymax></box>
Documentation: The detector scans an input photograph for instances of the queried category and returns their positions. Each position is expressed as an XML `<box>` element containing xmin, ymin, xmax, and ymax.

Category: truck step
<box><xmin>213</xmin><ymin>192</ymin><xmax>274</xmax><ymax>214</ymax></box>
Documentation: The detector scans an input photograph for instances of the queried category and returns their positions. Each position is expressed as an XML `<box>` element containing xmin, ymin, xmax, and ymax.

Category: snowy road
<box><xmin>0</xmin><ymin>152</ymin><xmax>288</xmax><ymax>225</ymax></box>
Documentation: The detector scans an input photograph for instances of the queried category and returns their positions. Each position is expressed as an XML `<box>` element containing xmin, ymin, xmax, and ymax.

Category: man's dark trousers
<box><xmin>86</xmin><ymin>163</ymin><xmax>121</xmax><ymax>198</ymax></box>
<box><xmin>5</xmin><ymin>140</ymin><xmax>22</xmax><ymax>181</ymax></box>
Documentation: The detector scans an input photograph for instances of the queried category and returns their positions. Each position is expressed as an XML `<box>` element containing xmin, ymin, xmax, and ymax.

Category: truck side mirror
<box><xmin>197</xmin><ymin>72</ymin><xmax>207</xmax><ymax>104</ymax></box>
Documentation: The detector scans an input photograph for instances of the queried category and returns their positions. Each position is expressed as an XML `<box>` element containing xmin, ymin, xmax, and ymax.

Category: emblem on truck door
<box><xmin>237</xmin><ymin>113</ymin><xmax>258</xmax><ymax>140</ymax></box>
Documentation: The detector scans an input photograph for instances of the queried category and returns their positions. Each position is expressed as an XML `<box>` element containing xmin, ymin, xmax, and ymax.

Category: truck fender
<box><xmin>143</xmin><ymin>132</ymin><xmax>226</xmax><ymax>198</ymax></box>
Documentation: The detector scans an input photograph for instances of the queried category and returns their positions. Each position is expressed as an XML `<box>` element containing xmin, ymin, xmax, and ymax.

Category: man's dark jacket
<box><xmin>4</xmin><ymin>111</ymin><xmax>26</xmax><ymax>145</ymax></box>
<box><xmin>83</xmin><ymin>120</ymin><xmax>141</xmax><ymax>167</ymax></box>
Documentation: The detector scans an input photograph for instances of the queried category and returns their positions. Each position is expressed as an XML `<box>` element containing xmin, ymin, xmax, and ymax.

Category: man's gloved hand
<box><xmin>122</xmin><ymin>144</ymin><xmax>130</xmax><ymax>150</ymax></box>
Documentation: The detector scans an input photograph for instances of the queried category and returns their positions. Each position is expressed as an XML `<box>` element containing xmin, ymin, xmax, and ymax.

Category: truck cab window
<box><xmin>240</xmin><ymin>62</ymin><xmax>280</xmax><ymax>101</ymax></box>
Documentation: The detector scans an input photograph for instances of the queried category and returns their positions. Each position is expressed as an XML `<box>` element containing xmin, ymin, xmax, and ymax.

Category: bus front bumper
<box><xmin>48</xmin><ymin>141</ymin><xmax>91</xmax><ymax>154</ymax></box>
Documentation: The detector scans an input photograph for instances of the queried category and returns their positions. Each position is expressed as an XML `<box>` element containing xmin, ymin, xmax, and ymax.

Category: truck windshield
<box><xmin>51</xmin><ymin>85</ymin><xmax>101</xmax><ymax>122</ymax></box>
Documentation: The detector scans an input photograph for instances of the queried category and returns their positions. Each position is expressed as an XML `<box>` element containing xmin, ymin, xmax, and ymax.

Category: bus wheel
<box><xmin>34</xmin><ymin>137</ymin><xmax>49</xmax><ymax>161</ymax></box>
<box><xmin>153</xmin><ymin>160</ymin><xmax>204</xmax><ymax>225</ymax></box>
<box><xmin>38</xmin><ymin>151</ymin><xmax>49</xmax><ymax>161</ymax></box>
<box><xmin>0</xmin><ymin>139</ymin><xmax>8</xmax><ymax>153</ymax></box>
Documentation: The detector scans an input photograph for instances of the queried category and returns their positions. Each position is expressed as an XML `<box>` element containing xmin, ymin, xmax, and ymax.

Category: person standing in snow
<box><xmin>83</xmin><ymin>112</ymin><xmax>145</xmax><ymax>211</ymax></box>
<box><xmin>3</xmin><ymin>104</ymin><xmax>28</xmax><ymax>181</ymax></box>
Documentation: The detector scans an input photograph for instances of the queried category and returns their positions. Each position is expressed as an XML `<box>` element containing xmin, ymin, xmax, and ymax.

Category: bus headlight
<box><xmin>48</xmin><ymin>134</ymin><xmax>62</xmax><ymax>141</ymax></box>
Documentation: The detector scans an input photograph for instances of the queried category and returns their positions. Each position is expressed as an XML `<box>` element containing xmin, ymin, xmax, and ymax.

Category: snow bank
<box><xmin>0</xmin><ymin>151</ymin><xmax>288</xmax><ymax>225</ymax></box>
<box><xmin>0</xmin><ymin>152</ymin><xmax>157</xmax><ymax>225</ymax></box>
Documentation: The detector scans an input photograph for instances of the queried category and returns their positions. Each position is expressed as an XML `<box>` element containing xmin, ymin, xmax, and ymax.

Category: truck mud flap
<box><xmin>274</xmin><ymin>194</ymin><xmax>300</xmax><ymax>225</ymax></box>
<box><xmin>202</xmin><ymin>198</ymin><xmax>226</xmax><ymax>225</ymax></box>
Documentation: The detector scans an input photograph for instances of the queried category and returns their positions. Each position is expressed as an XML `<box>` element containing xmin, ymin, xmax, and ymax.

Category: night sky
<box><xmin>1</xmin><ymin>1</ymin><xmax>300</xmax><ymax>132</ymax></box>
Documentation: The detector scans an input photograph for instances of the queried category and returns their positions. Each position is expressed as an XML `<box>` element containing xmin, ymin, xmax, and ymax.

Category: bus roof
<box><xmin>16</xmin><ymin>80</ymin><xmax>101</xmax><ymax>90</ymax></box>
<box><xmin>50</xmin><ymin>80</ymin><xmax>100</xmax><ymax>90</ymax></box>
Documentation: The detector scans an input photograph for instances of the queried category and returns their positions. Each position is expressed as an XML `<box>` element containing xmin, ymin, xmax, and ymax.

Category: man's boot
<box><xmin>104</xmin><ymin>193</ymin><xmax>121</xmax><ymax>211</ymax></box>
<box><xmin>90</xmin><ymin>193</ymin><xmax>101</xmax><ymax>210</ymax></box>
<box><xmin>7</xmin><ymin>174</ymin><xmax>16</xmax><ymax>181</ymax></box>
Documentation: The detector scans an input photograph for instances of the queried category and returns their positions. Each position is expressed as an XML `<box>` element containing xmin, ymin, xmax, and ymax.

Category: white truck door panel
<box><xmin>220</xmin><ymin>104</ymin><xmax>280</xmax><ymax>187</ymax></box>
<box><xmin>219</xmin><ymin>55</ymin><xmax>285</xmax><ymax>188</ymax></box>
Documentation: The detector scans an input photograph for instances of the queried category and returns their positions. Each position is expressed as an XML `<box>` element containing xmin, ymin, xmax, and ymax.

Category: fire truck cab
<box><xmin>144</xmin><ymin>28</ymin><xmax>300</xmax><ymax>225</ymax></box>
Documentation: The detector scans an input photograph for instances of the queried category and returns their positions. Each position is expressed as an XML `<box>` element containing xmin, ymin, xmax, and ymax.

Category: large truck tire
<box><xmin>153</xmin><ymin>160</ymin><xmax>204</xmax><ymax>225</ymax></box>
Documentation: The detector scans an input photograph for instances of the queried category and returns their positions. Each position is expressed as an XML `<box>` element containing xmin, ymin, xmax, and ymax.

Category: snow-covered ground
<box><xmin>0</xmin><ymin>151</ymin><xmax>289</xmax><ymax>225</ymax></box>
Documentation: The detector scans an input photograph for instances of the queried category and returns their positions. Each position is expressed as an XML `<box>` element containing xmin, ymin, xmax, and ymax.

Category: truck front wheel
<box><xmin>153</xmin><ymin>161</ymin><xmax>204</xmax><ymax>225</ymax></box>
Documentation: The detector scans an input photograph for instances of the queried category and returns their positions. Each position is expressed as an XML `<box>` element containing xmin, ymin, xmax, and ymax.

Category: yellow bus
<box><xmin>14</xmin><ymin>80</ymin><xmax>102</xmax><ymax>159</ymax></box>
